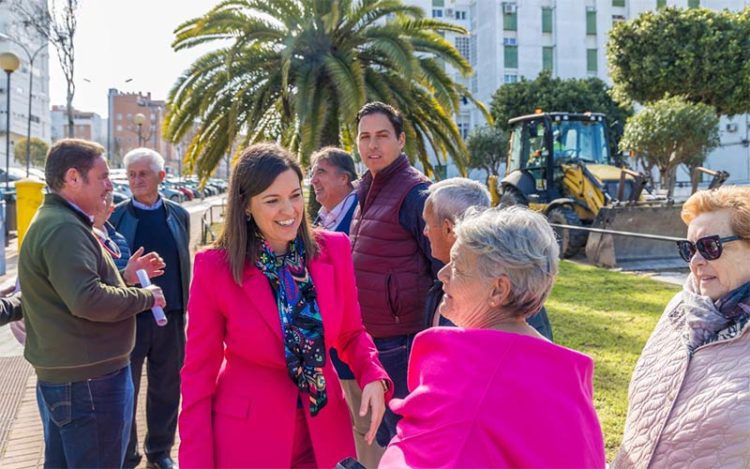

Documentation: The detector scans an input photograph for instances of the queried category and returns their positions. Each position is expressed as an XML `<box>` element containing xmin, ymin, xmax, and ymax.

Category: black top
<box><xmin>132</xmin><ymin>206</ymin><xmax>183</xmax><ymax>312</ymax></box>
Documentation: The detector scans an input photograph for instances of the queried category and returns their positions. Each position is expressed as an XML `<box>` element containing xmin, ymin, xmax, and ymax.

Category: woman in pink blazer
<box><xmin>180</xmin><ymin>143</ymin><xmax>393</xmax><ymax>468</ymax></box>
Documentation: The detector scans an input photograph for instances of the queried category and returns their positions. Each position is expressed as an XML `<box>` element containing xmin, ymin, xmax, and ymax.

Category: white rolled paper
<box><xmin>136</xmin><ymin>269</ymin><xmax>168</xmax><ymax>327</ymax></box>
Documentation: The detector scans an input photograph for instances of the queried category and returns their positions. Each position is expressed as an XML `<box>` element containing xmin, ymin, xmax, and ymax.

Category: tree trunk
<box><xmin>660</xmin><ymin>165</ymin><xmax>678</xmax><ymax>200</ymax></box>
<box><xmin>66</xmin><ymin>90</ymin><xmax>74</xmax><ymax>138</ymax></box>
<box><xmin>690</xmin><ymin>165</ymin><xmax>700</xmax><ymax>194</ymax></box>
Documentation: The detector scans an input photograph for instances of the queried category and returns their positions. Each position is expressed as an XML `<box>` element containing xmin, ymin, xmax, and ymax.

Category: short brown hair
<box><xmin>45</xmin><ymin>139</ymin><xmax>105</xmax><ymax>192</ymax></box>
<box><xmin>214</xmin><ymin>143</ymin><xmax>319</xmax><ymax>284</ymax></box>
<box><xmin>681</xmin><ymin>186</ymin><xmax>750</xmax><ymax>242</ymax></box>
<box><xmin>356</xmin><ymin>101</ymin><xmax>404</xmax><ymax>136</ymax></box>
<box><xmin>310</xmin><ymin>147</ymin><xmax>357</xmax><ymax>184</ymax></box>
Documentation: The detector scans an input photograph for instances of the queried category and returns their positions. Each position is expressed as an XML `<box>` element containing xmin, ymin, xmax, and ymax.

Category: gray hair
<box><xmin>454</xmin><ymin>205</ymin><xmax>560</xmax><ymax>319</ymax></box>
<box><xmin>310</xmin><ymin>147</ymin><xmax>358</xmax><ymax>184</ymax></box>
<box><xmin>123</xmin><ymin>147</ymin><xmax>165</xmax><ymax>173</ymax></box>
<box><xmin>426</xmin><ymin>178</ymin><xmax>491</xmax><ymax>222</ymax></box>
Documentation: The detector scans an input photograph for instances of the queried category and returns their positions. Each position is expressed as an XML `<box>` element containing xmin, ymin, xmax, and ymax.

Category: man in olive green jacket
<box><xmin>18</xmin><ymin>139</ymin><xmax>166</xmax><ymax>469</ymax></box>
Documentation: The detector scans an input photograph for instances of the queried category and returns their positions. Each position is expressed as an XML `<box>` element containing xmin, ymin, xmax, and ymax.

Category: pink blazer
<box><xmin>380</xmin><ymin>328</ymin><xmax>606</xmax><ymax>468</ymax></box>
<box><xmin>179</xmin><ymin>231</ymin><xmax>392</xmax><ymax>468</ymax></box>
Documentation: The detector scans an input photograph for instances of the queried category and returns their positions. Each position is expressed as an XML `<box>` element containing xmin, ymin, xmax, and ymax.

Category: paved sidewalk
<box><xmin>0</xmin><ymin>370</ymin><xmax>179</xmax><ymax>469</ymax></box>
<box><xmin>0</xmin><ymin>196</ymin><xmax>223</xmax><ymax>467</ymax></box>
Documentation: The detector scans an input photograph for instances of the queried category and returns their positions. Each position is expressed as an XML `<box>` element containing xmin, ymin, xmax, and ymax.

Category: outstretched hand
<box><xmin>123</xmin><ymin>247</ymin><xmax>166</xmax><ymax>285</ymax></box>
<box><xmin>360</xmin><ymin>380</ymin><xmax>386</xmax><ymax>446</ymax></box>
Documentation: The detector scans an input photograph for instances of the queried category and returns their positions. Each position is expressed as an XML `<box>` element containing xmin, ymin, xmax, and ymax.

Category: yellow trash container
<box><xmin>16</xmin><ymin>178</ymin><xmax>45</xmax><ymax>248</ymax></box>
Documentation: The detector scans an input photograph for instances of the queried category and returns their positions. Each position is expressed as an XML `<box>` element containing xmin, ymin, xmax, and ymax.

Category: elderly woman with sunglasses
<box><xmin>613</xmin><ymin>186</ymin><xmax>750</xmax><ymax>468</ymax></box>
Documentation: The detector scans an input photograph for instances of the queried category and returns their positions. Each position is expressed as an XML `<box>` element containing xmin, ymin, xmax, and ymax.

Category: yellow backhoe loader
<box><xmin>498</xmin><ymin>112</ymin><xmax>727</xmax><ymax>269</ymax></box>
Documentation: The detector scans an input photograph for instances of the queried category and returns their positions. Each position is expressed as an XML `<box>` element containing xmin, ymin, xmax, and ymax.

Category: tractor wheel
<box><xmin>499</xmin><ymin>186</ymin><xmax>528</xmax><ymax>207</ymax></box>
<box><xmin>547</xmin><ymin>206</ymin><xmax>588</xmax><ymax>258</ymax></box>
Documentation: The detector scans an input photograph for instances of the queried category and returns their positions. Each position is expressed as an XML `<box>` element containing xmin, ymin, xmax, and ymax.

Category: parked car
<box><xmin>112</xmin><ymin>191</ymin><xmax>129</xmax><ymax>204</ymax></box>
<box><xmin>164</xmin><ymin>179</ymin><xmax>194</xmax><ymax>201</ymax></box>
<box><xmin>160</xmin><ymin>184</ymin><xmax>185</xmax><ymax>203</ymax></box>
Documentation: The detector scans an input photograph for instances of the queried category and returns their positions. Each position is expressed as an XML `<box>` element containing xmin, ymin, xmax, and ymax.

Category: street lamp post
<box><xmin>0</xmin><ymin>52</ymin><xmax>20</xmax><ymax>191</ymax></box>
<box><xmin>0</xmin><ymin>34</ymin><xmax>47</xmax><ymax>177</ymax></box>
<box><xmin>133</xmin><ymin>112</ymin><xmax>146</xmax><ymax>147</ymax></box>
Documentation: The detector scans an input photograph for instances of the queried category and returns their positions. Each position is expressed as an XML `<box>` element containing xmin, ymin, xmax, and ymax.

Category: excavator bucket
<box><xmin>585</xmin><ymin>204</ymin><xmax>687</xmax><ymax>270</ymax></box>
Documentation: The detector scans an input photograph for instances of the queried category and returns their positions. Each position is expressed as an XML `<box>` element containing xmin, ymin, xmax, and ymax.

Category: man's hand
<box><xmin>144</xmin><ymin>284</ymin><xmax>167</xmax><ymax>309</ymax></box>
<box><xmin>360</xmin><ymin>380</ymin><xmax>387</xmax><ymax>446</ymax></box>
<box><xmin>123</xmin><ymin>247</ymin><xmax>166</xmax><ymax>285</ymax></box>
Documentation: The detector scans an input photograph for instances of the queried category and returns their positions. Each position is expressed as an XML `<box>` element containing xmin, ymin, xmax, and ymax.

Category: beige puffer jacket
<box><xmin>612</xmin><ymin>293</ymin><xmax>750</xmax><ymax>468</ymax></box>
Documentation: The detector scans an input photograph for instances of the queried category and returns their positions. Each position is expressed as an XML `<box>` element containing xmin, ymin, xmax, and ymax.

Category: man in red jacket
<box><xmin>348</xmin><ymin>102</ymin><xmax>441</xmax><ymax>455</ymax></box>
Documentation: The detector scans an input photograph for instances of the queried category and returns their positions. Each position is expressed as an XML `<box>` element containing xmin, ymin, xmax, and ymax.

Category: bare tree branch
<box><xmin>11</xmin><ymin>0</ymin><xmax>79</xmax><ymax>137</ymax></box>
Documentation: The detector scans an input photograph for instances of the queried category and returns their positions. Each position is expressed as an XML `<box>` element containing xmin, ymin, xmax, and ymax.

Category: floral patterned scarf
<box><xmin>255</xmin><ymin>235</ymin><xmax>327</xmax><ymax>416</ymax></box>
<box><xmin>681</xmin><ymin>276</ymin><xmax>750</xmax><ymax>354</ymax></box>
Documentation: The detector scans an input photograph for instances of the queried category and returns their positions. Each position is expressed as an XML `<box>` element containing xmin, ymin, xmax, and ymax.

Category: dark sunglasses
<box><xmin>676</xmin><ymin>235</ymin><xmax>745</xmax><ymax>262</ymax></box>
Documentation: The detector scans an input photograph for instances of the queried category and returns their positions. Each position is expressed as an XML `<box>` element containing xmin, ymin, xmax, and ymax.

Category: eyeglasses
<box><xmin>676</xmin><ymin>235</ymin><xmax>745</xmax><ymax>262</ymax></box>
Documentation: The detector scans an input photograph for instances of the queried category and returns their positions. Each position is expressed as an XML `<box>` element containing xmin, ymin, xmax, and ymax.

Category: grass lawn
<box><xmin>546</xmin><ymin>260</ymin><xmax>681</xmax><ymax>461</ymax></box>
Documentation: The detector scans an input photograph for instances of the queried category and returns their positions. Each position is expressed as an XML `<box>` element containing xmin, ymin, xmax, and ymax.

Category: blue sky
<box><xmin>49</xmin><ymin>0</ymin><xmax>221</xmax><ymax>117</ymax></box>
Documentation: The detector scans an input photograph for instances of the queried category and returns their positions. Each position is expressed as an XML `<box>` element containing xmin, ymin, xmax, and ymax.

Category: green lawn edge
<box><xmin>547</xmin><ymin>260</ymin><xmax>681</xmax><ymax>460</ymax></box>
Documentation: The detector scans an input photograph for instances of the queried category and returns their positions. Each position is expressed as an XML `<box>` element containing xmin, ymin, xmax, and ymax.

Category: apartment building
<box><xmin>50</xmin><ymin>105</ymin><xmax>104</xmax><ymax>146</ymax></box>
<box><xmin>108</xmin><ymin>88</ymin><xmax>175</xmax><ymax>167</ymax></box>
<box><xmin>0</xmin><ymin>0</ymin><xmax>51</xmax><ymax>168</ymax></box>
<box><xmin>405</xmin><ymin>0</ymin><xmax>750</xmax><ymax>182</ymax></box>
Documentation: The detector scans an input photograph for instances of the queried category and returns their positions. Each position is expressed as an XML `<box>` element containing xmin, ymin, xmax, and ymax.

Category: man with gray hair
<box><xmin>110</xmin><ymin>148</ymin><xmax>190</xmax><ymax>469</ymax></box>
<box><xmin>423</xmin><ymin>178</ymin><xmax>553</xmax><ymax>339</ymax></box>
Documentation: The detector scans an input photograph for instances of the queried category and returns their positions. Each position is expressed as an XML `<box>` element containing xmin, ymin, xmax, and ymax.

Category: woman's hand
<box><xmin>123</xmin><ymin>247</ymin><xmax>166</xmax><ymax>285</ymax></box>
<box><xmin>360</xmin><ymin>380</ymin><xmax>387</xmax><ymax>446</ymax></box>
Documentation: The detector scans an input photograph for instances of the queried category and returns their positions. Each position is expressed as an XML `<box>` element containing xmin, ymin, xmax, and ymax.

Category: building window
<box><xmin>612</xmin><ymin>0</ymin><xmax>625</xmax><ymax>6</ymax></box>
<box><xmin>503</xmin><ymin>4</ymin><xmax>517</xmax><ymax>31</ymax></box>
<box><xmin>504</xmin><ymin>45</ymin><xmax>518</xmax><ymax>69</ymax></box>
<box><xmin>116</xmin><ymin>125</ymin><xmax>123</xmax><ymax>131</ymax></box>
<box><xmin>432</xmin><ymin>9</ymin><xmax>443</xmax><ymax>18</ymax></box>
<box><xmin>542</xmin><ymin>7</ymin><xmax>553</xmax><ymax>33</ymax></box>
<box><xmin>455</xmin><ymin>36</ymin><xmax>470</xmax><ymax>61</ymax></box>
<box><xmin>657</xmin><ymin>0</ymin><xmax>667</xmax><ymax>8</ymax></box>
<box><xmin>504</xmin><ymin>74</ymin><xmax>519</xmax><ymax>84</ymax></box>
<box><xmin>543</xmin><ymin>47</ymin><xmax>554</xmax><ymax>72</ymax></box>
<box><xmin>432</xmin><ymin>0</ymin><xmax>444</xmax><ymax>6</ymax></box>
<box><xmin>457</xmin><ymin>121</ymin><xmax>470</xmax><ymax>140</ymax></box>
<box><xmin>455</xmin><ymin>10</ymin><xmax>467</xmax><ymax>20</ymax></box>
<box><xmin>117</xmin><ymin>113</ymin><xmax>122</xmax><ymax>120</ymax></box>
<box><xmin>688</xmin><ymin>0</ymin><xmax>699</xmax><ymax>7</ymax></box>
<box><xmin>613</xmin><ymin>15</ymin><xmax>626</xmax><ymax>24</ymax></box>
<box><xmin>586</xmin><ymin>9</ymin><xmax>597</xmax><ymax>35</ymax></box>
<box><xmin>587</xmin><ymin>49</ymin><xmax>598</xmax><ymax>73</ymax></box>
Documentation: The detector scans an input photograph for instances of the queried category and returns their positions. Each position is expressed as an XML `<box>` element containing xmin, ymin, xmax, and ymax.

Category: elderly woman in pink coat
<box><xmin>380</xmin><ymin>206</ymin><xmax>605</xmax><ymax>468</ymax></box>
<box><xmin>179</xmin><ymin>143</ymin><xmax>392</xmax><ymax>468</ymax></box>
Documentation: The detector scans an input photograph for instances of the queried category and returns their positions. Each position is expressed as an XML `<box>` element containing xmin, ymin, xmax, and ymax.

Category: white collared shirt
<box><xmin>63</xmin><ymin>199</ymin><xmax>95</xmax><ymax>223</ymax></box>
<box><xmin>317</xmin><ymin>190</ymin><xmax>357</xmax><ymax>231</ymax></box>
<box><xmin>132</xmin><ymin>196</ymin><xmax>163</xmax><ymax>211</ymax></box>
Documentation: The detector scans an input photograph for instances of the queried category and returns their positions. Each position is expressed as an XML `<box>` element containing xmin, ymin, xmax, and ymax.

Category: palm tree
<box><xmin>164</xmin><ymin>0</ymin><xmax>488</xmax><ymax>179</ymax></box>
